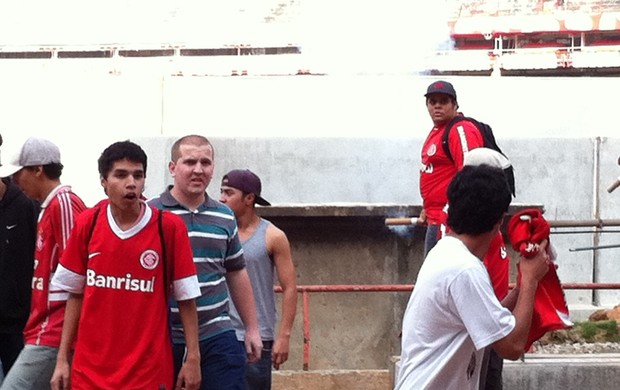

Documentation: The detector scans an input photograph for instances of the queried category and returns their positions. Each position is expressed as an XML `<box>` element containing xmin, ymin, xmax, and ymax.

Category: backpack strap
<box><xmin>157</xmin><ymin>209</ymin><xmax>169</xmax><ymax>299</ymax></box>
<box><xmin>441</xmin><ymin>116</ymin><xmax>469</xmax><ymax>163</ymax></box>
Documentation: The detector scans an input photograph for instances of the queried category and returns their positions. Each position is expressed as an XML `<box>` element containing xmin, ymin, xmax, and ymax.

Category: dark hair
<box><xmin>42</xmin><ymin>163</ymin><xmax>63</xmax><ymax>180</ymax></box>
<box><xmin>98</xmin><ymin>140</ymin><xmax>147</xmax><ymax>179</ymax></box>
<box><xmin>24</xmin><ymin>162</ymin><xmax>64</xmax><ymax>180</ymax></box>
<box><xmin>447</xmin><ymin>165</ymin><xmax>511</xmax><ymax>235</ymax></box>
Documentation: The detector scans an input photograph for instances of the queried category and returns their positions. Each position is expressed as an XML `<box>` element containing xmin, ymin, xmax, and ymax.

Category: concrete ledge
<box><xmin>568</xmin><ymin>304</ymin><xmax>613</xmax><ymax>322</ymax></box>
<box><xmin>393</xmin><ymin>354</ymin><xmax>620</xmax><ymax>389</ymax></box>
<box><xmin>273</xmin><ymin>369</ymin><xmax>390</xmax><ymax>390</ymax></box>
<box><xmin>504</xmin><ymin>353</ymin><xmax>620</xmax><ymax>389</ymax></box>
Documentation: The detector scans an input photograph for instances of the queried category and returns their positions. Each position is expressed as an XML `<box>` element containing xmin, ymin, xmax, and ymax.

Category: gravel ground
<box><xmin>530</xmin><ymin>342</ymin><xmax>620</xmax><ymax>354</ymax></box>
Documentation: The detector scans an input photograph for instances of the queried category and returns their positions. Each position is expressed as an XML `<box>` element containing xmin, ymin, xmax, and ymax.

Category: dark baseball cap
<box><xmin>221</xmin><ymin>169</ymin><xmax>271</xmax><ymax>206</ymax></box>
<box><xmin>424</xmin><ymin>80</ymin><xmax>457</xmax><ymax>100</ymax></box>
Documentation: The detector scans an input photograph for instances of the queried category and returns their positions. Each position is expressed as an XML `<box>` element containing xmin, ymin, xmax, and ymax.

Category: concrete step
<box><xmin>273</xmin><ymin>369</ymin><xmax>390</xmax><ymax>390</ymax></box>
<box><xmin>504</xmin><ymin>353</ymin><xmax>620</xmax><ymax>389</ymax></box>
<box><xmin>391</xmin><ymin>354</ymin><xmax>620</xmax><ymax>390</ymax></box>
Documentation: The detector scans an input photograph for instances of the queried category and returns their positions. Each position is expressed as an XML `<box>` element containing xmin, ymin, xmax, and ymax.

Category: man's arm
<box><xmin>50</xmin><ymin>293</ymin><xmax>83</xmax><ymax>390</ymax></box>
<box><xmin>267</xmin><ymin>225</ymin><xmax>298</xmax><ymax>370</ymax></box>
<box><xmin>226</xmin><ymin>268</ymin><xmax>262</xmax><ymax>363</ymax></box>
<box><xmin>175</xmin><ymin>299</ymin><xmax>201</xmax><ymax>390</ymax></box>
<box><xmin>501</xmin><ymin>287</ymin><xmax>519</xmax><ymax>311</ymax></box>
<box><xmin>492</xmin><ymin>240</ymin><xmax>550</xmax><ymax>360</ymax></box>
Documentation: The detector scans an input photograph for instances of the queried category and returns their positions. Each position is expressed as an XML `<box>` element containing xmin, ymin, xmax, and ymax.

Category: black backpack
<box><xmin>442</xmin><ymin>116</ymin><xmax>516</xmax><ymax>197</ymax></box>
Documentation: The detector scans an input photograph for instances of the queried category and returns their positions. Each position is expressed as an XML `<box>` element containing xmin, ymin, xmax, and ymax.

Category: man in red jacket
<box><xmin>0</xmin><ymin>137</ymin><xmax>87</xmax><ymax>389</ymax></box>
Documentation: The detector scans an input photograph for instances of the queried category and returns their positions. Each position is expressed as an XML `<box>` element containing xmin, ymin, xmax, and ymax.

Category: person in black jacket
<box><xmin>0</xmin><ymin>134</ymin><xmax>39</xmax><ymax>380</ymax></box>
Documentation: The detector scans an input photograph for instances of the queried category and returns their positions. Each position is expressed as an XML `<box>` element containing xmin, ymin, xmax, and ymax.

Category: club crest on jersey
<box><xmin>427</xmin><ymin>144</ymin><xmax>437</xmax><ymax>156</ymax></box>
<box><xmin>140</xmin><ymin>250</ymin><xmax>160</xmax><ymax>270</ymax></box>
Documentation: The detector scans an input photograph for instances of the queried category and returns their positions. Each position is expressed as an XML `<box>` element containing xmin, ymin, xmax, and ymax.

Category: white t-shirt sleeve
<box><xmin>451</xmin><ymin>266</ymin><xmax>515</xmax><ymax>350</ymax></box>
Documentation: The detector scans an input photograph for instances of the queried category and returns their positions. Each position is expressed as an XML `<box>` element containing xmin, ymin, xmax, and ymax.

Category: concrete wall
<box><xmin>1</xmin><ymin>70</ymin><xmax>620</xmax><ymax>370</ymax></box>
<box><xmin>130</xmin><ymin>136</ymin><xmax>619</xmax><ymax>370</ymax></box>
<box><xmin>136</xmin><ymin>136</ymin><xmax>620</xmax><ymax>309</ymax></box>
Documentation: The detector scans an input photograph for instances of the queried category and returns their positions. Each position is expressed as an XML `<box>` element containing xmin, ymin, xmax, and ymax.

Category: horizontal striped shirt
<box><xmin>149</xmin><ymin>190</ymin><xmax>245</xmax><ymax>342</ymax></box>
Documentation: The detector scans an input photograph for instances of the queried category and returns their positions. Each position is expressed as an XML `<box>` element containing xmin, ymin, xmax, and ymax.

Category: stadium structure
<box><xmin>434</xmin><ymin>0</ymin><xmax>620</xmax><ymax>76</ymax></box>
<box><xmin>0</xmin><ymin>0</ymin><xmax>305</xmax><ymax>76</ymax></box>
<box><xmin>2</xmin><ymin>0</ymin><xmax>620</xmax><ymax>76</ymax></box>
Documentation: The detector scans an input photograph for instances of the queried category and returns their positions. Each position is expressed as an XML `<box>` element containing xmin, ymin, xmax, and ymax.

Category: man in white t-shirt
<box><xmin>396</xmin><ymin>165</ymin><xmax>549</xmax><ymax>390</ymax></box>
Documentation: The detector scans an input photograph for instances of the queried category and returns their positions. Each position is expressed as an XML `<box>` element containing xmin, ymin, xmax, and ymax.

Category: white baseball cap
<box><xmin>0</xmin><ymin>137</ymin><xmax>61</xmax><ymax>178</ymax></box>
<box><xmin>463</xmin><ymin>147</ymin><xmax>511</xmax><ymax>169</ymax></box>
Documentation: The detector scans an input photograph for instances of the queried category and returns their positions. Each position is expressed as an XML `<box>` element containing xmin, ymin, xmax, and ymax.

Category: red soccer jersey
<box><xmin>419</xmin><ymin>118</ymin><xmax>484</xmax><ymax>224</ymax></box>
<box><xmin>23</xmin><ymin>185</ymin><xmax>87</xmax><ymax>347</ymax></box>
<box><xmin>483</xmin><ymin>232</ymin><xmax>510</xmax><ymax>301</ymax></box>
<box><xmin>54</xmin><ymin>204</ymin><xmax>199</xmax><ymax>390</ymax></box>
<box><xmin>442</xmin><ymin>216</ymin><xmax>510</xmax><ymax>300</ymax></box>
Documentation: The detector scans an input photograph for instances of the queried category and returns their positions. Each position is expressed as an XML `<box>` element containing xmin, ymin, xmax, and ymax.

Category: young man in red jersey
<box><xmin>0</xmin><ymin>137</ymin><xmax>87</xmax><ymax>389</ymax></box>
<box><xmin>50</xmin><ymin>141</ymin><xmax>201</xmax><ymax>390</ymax></box>
<box><xmin>419</xmin><ymin>80</ymin><xmax>485</xmax><ymax>255</ymax></box>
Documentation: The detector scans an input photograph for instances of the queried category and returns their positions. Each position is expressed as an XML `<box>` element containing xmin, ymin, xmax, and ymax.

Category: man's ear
<box><xmin>245</xmin><ymin>193</ymin><xmax>256</xmax><ymax>206</ymax></box>
<box><xmin>493</xmin><ymin>219</ymin><xmax>503</xmax><ymax>234</ymax></box>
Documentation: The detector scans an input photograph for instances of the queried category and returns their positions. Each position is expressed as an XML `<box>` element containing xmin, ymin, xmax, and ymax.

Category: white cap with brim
<box><xmin>463</xmin><ymin>147</ymin><xmax>511</xmax><ymax>169</ymax></box>
<box><xmin>0</xmin><ymin>137</ymin><xmax>61</xmax><ymax>178</ymax></box>
<box><xmin>0</xmin><ymin>163</ymin><xmax>22</xmax><ymax>178</ymax></box>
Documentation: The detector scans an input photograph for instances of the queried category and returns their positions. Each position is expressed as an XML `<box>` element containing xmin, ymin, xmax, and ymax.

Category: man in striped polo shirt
<box><xmin>149</xmin><ymin>134</ymin><xmax>261</xmax><ymax>390</ymax></box>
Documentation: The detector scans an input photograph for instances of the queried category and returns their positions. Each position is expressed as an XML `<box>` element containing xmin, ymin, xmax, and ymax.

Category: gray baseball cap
<box><xmin>0</xmin><ymin>137</ymin><xmax>61</xmax><ymax>177</ymax></box>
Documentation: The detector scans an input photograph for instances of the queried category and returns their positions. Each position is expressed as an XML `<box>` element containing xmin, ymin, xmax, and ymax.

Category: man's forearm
<box><xmin>277</xmin><ymin>287</ymin><xmax>297</xmax><ymax>339</ymax></box>
<box><xmin>501</xmin><ymin>286</ymin><xmax>519</xmax><ymax>311</ymax></box>
<box><xmin>57</xmin><ymin>294</ymin><xmax>83</xmax><ymax>362</ymax></box>
<box><xmin>177</xmin><ymin>299</ymin><xmax>200</xmax><ymax>361</ymax></box>
<box><xmin>506</xmin><ymin>280</ymin><xmax>537</xmax><ymax>349</ymax></box>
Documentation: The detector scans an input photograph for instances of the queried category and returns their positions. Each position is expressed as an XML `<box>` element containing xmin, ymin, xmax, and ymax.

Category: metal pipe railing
<box><xmin>276</xmin><ymin>283</ymin><xmax>620</xmax><ymax>370</ymax></box>
<box><xmin>384</xmin><ymin>217</ymin><xmax>620</xmax><ymax>228</ymax></box>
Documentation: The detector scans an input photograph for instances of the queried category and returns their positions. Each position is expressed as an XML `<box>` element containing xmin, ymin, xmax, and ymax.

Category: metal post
<box><xmin>302</xmin><ymin>291</ymin><xmax>310</xmax><ymax>371</ymax></box>
<box><xmin>592</xmin><ymin>136</ymin><xmax>601</xmax><ymax>305</ymax></box>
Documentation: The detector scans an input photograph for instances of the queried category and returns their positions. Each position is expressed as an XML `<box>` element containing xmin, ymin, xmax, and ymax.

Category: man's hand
<box><xmin>272</xmin><ymin>336</ymin><xmax>290</xmax><ymax>370</ymax></box>
<box><xmin>518</xmin><ymin>239</ymin><xmax>550</xmax><ymax>284</ymax></box>
<box><xmin>50</xmin><ymin>360</ymin><xmax>71</xmax><ymax>390</ymax></box>
<box><xmin>418</xmin><ymin>209</ymin><xmax>428</xmax><ymax>225</ymax></box>
<box><xmin>245</xmin><ymin>328</ymin><xmax>263</xmax><ymax>364</ymax></box>
<box><xmin>175</xmin><ymin>357</ymin><xmax>201</xmax><ymax>390</ymax></box>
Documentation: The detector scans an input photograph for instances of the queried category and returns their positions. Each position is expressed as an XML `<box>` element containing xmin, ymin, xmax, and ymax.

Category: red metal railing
<box><xmin>276</xmin><ymin>283</ymin><xmax>620</xmax><ymax>370</ymax></box>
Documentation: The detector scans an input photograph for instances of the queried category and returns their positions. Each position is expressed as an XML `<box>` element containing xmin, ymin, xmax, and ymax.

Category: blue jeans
<box><xmin>424</xmin><ymin>224</ymin><xmax>441</xmax><ymax>258</ymax></box>
<box><xmin>173</xmin><ymin>330</ymin><xmax>246</xmax><ymax>390</ymax></box>
<box><xmin>242</xmin><ymin>340</ymin><xmax>272</xmax><ymax>390</ymax></box>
